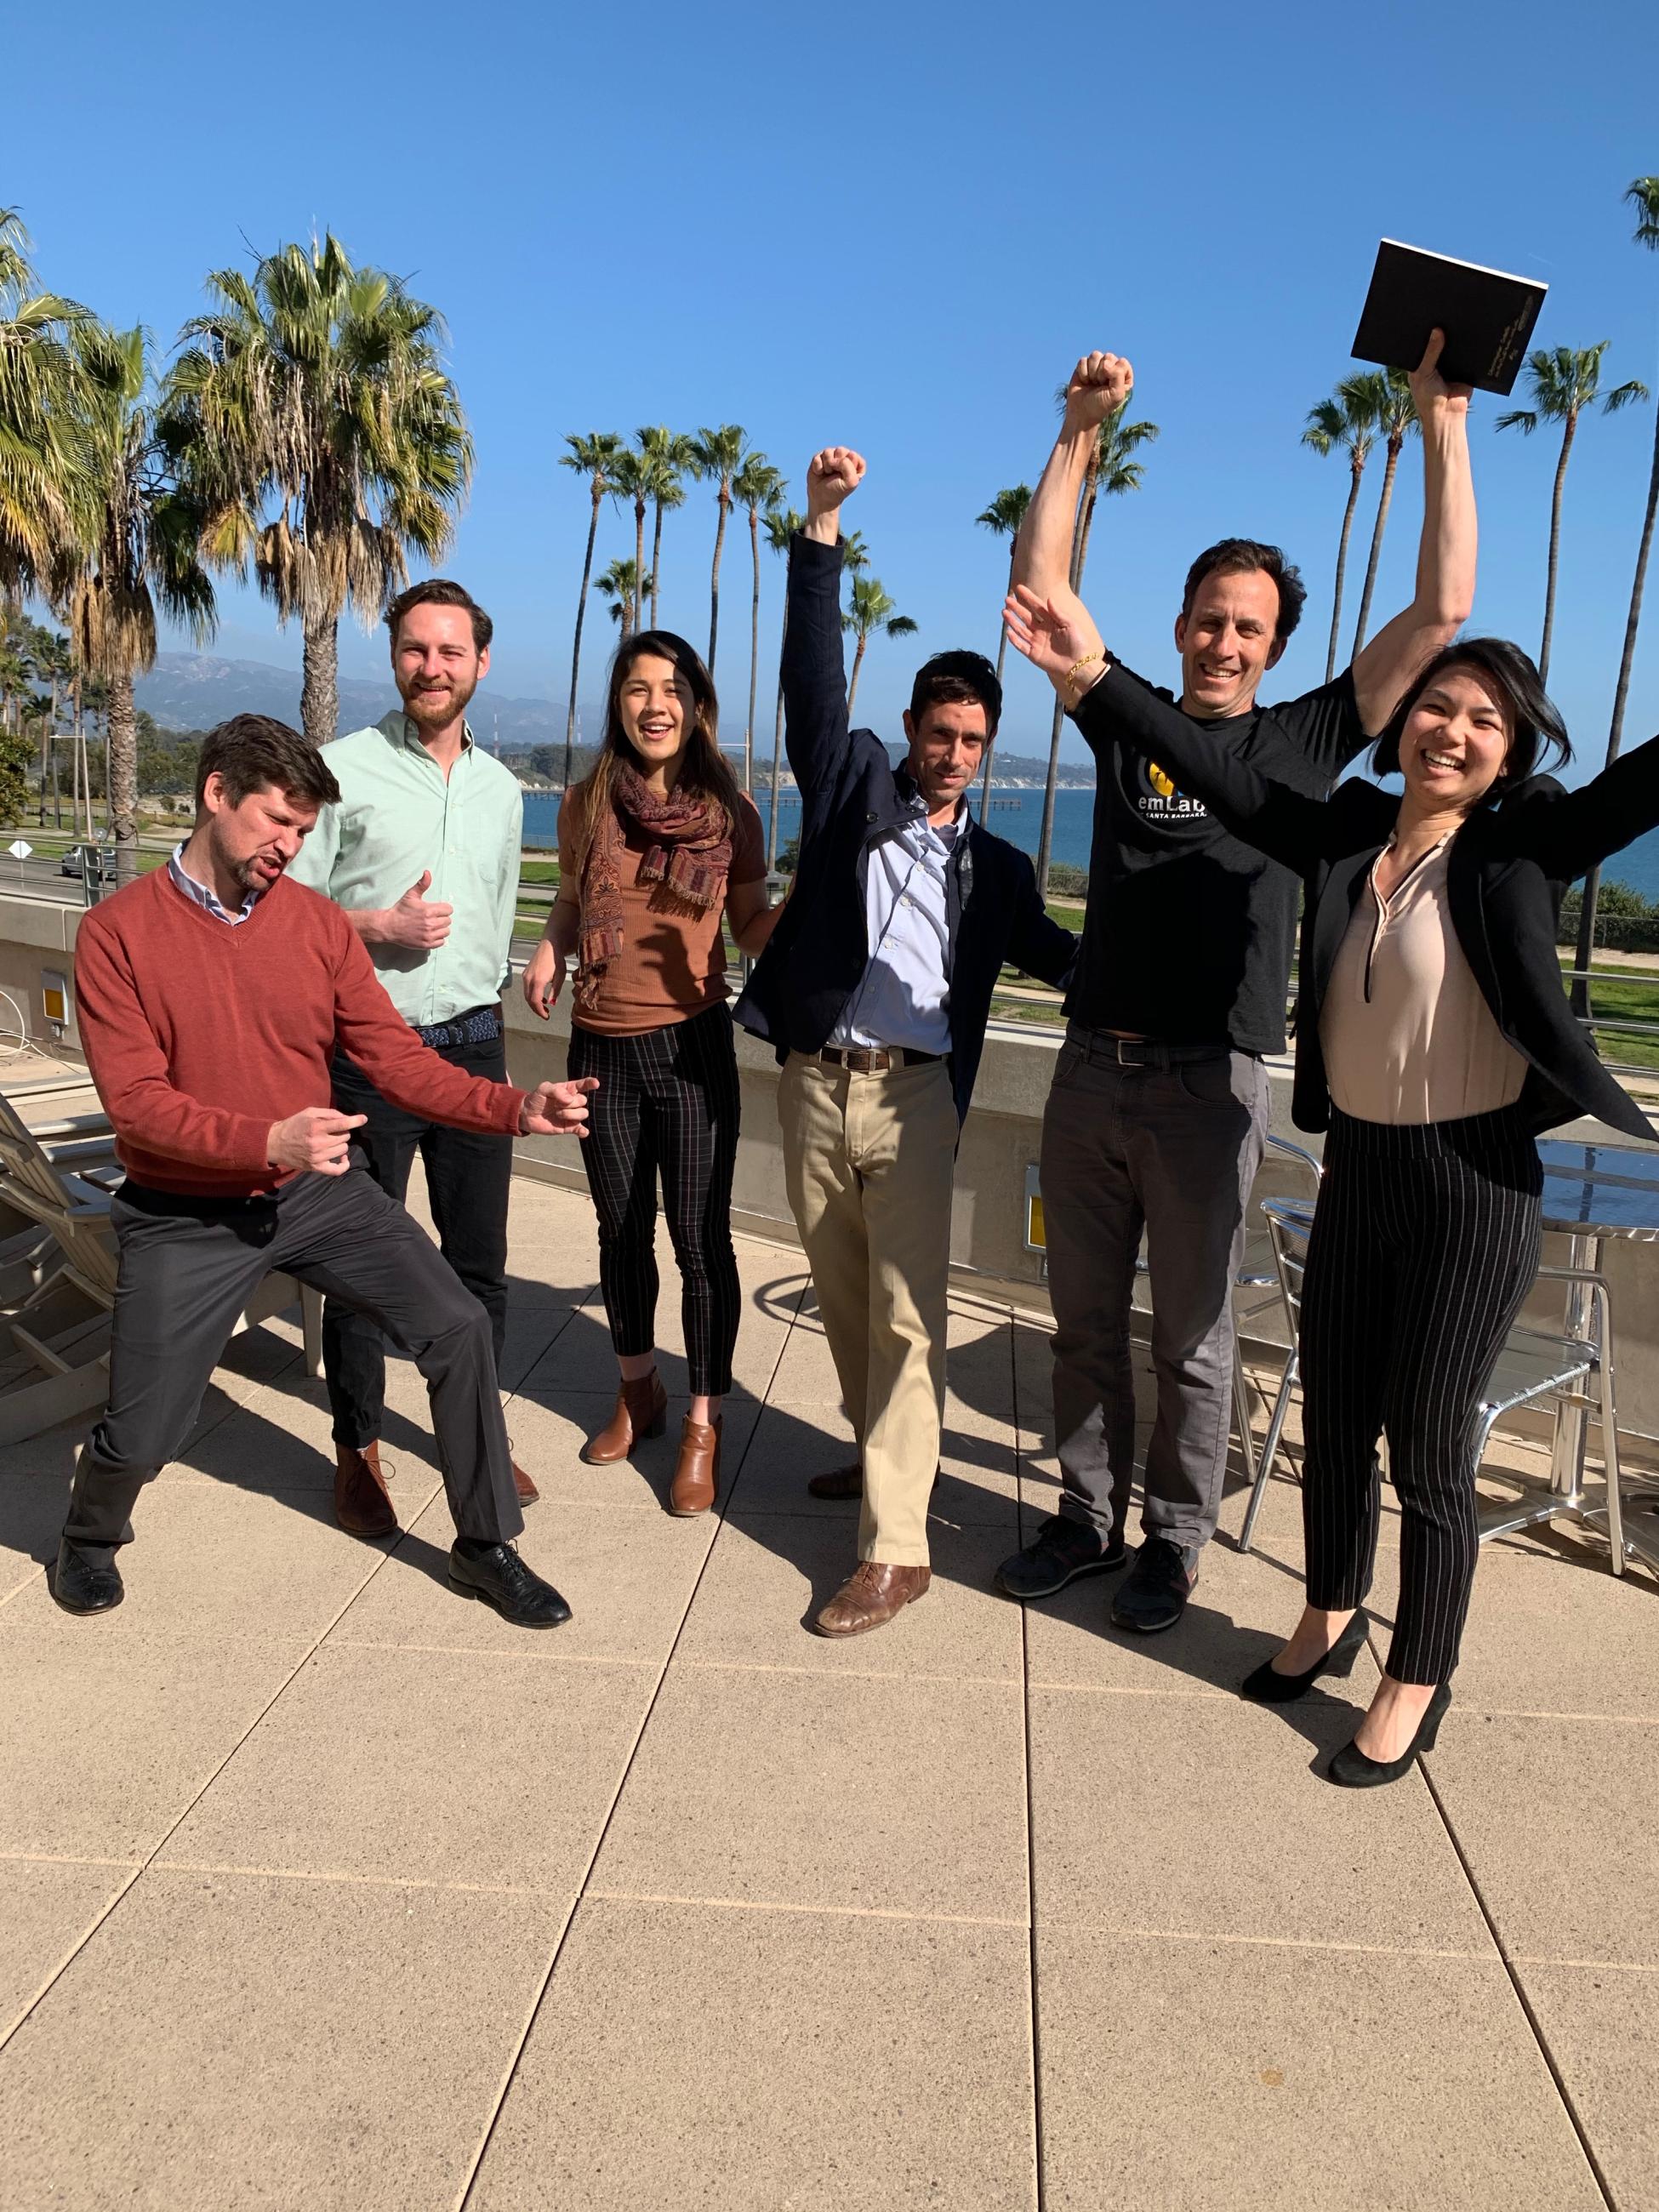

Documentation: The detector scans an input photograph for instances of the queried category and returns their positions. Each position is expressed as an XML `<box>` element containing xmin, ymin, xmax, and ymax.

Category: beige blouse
<box><xmin>1320</xmin><ymin>836</ymin><xmax>1527</xmax><ymax>1126</ymax></box>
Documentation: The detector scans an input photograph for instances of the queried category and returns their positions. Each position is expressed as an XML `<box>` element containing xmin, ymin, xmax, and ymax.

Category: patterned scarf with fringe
<box><xmin>575</xmin><ymin>765</ymin><xmax>733</xmax><ymax>1013</ymax></box>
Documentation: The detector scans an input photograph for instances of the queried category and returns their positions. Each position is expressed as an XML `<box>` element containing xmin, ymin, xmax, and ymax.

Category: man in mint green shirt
<box><xmin>288</xmin><ymin>578</ymin><xmax>539</xmax><ymax>1535</ymax></box>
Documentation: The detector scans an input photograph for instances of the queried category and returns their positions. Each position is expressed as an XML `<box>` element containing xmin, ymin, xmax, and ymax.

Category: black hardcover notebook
<box><xmin>1351</xmin><ymin>240</ymin><xmax>1548</xmax><ymax>396</ymax></box>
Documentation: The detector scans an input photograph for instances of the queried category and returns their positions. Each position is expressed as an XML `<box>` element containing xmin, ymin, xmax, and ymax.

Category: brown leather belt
<box><xmin>816</xmin><ymin>1046</ymin><xmax>944</xmax><ymax>1074</ymax></box>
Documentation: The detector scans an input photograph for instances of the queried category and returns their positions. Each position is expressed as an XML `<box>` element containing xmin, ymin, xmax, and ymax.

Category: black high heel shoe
<box><xmin>1327</xmin><ymin>1681</ymin><xmax>1452</xmax><ymax>1789</ymax></box>
<box><xmin>1239</xmin><ymin>1611</ymin><xmax>1369</xmax><ymax>1705</ymax></box>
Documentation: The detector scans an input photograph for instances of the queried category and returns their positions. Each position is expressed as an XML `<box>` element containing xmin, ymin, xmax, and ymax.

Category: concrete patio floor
<box><xmin>2</xmin><ymin>1173</ymin><xmax>1656</xmax><ymax>2210</ymax></box>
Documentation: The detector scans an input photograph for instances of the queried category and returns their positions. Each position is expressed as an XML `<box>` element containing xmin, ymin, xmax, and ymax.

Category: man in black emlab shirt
<box><xmin>996</xmin><ymin>336</ymin><xmax>1479</xmax><ymax>1636</ymax></box>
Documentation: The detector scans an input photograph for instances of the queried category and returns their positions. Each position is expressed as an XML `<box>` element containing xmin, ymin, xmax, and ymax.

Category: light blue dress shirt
<box><xmin>167</xmin><ymin>843</ymin><xmax>257</xmax><ymax>926</ymax></box>
<box><xmin>828</xmin><ymin>799</ymin><xmax>963</xmax><ymax>1053</ymax></box>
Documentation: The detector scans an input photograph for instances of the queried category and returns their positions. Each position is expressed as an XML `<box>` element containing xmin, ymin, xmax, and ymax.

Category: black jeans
<box><xmin>64</xmin><ymin>1170</ymin><xmax>522</xmax><ymax>1562</ymax></box>
<box><xmin>322</xmin><ymin>1015</ymin><xmax>514</xmax><ymax>1449</ymax></box>
<box><xmin>566</xmin><ymin>1005</ymin><xmax>742</xmax><ymax>1396</ymax></box>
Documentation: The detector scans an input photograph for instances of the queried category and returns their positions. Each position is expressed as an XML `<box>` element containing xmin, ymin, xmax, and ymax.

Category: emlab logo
<box><xmin>1139</xmin><ymin>759</ymin><xmax>1207</xmax><ymax>822</ymax></box>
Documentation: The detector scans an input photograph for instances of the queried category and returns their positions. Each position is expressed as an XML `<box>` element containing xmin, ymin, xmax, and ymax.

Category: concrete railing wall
<box><xmin>9</xmin><ymin>888</ymin><xmax>1658</xmax><ymax>1443</ymax></box>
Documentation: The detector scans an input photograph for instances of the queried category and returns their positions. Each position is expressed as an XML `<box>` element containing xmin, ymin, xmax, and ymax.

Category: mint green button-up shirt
<box><xmin>288</xmin><ymin>711</ymin><xmax>524</xmax><ymax>1028</ymax></box>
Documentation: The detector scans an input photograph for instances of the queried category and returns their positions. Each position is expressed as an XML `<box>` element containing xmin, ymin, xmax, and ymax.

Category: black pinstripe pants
<box><xmin>1298</xmin><ymin>1106</ymin><xmax>1542</xmax><ymax>1686</ymax></box>
<box><xmin>566</xmin><ymin>1004</ymin><xmax>742</xmax><ymax>1396</ymax></box>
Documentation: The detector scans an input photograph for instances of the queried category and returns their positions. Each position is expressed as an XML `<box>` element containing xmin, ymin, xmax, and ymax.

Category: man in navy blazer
<box><xmin>737</xmin><ymin>446</ymin><xmax>1075</xmax><ymax>1638</ymax></box>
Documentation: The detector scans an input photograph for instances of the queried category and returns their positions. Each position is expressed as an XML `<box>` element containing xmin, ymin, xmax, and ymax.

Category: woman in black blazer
<box><xmin>1006</xmin><ymin>588</ymin><xmax>1659</xmax><ymax>1786</ymax></box>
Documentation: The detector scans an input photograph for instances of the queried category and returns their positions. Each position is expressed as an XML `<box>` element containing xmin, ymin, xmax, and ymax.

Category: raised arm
<box><xmin>784</xmin><ymin>447</ymin><xmax>864</xmax><ymax>800</ymax></box>
<box><xmin>1002</xmin><ymin>584</ymin><xmax>1335</xmax><ymax>879</ymax></box>
<box><xmin>1011</xmin><ymin>353</ymin><xmax>1134</xmax><ymax>602</ymax></box>
<box><xmin>1349</xmin><ymin>332</ymin><xmax>1477</xmax><ymax>735</ymax></box>
<box><xmin>1505</xmin><ymin>731</ymin><xmax>1659</xmax><ymax>884</ymax></box>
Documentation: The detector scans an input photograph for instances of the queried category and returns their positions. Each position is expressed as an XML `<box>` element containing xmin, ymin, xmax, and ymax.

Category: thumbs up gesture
<box><xmin>380</xmin><ymin>869</ymin><xmax>453</xmax><ymax>949</ymax></box>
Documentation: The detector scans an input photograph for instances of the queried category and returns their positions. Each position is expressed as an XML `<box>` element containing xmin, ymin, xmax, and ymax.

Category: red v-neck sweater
<box><xmin>73</xmin><ymin>868</ymin><xmax>526</xmax><ymax>1198</ymax></box>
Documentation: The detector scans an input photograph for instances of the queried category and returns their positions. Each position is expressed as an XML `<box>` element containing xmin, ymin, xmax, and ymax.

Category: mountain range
<box><xmin>134</xmin><ymin>651</ymin><xmax>1097</xmax><ymax>787</ymax></box>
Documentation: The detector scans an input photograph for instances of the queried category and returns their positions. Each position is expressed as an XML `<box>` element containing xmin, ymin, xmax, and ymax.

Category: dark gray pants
<box><xmin>1040</xmin><ymin>1029</ymin><xmax>1269</xmax><ymax>1554</ymax></box>
<box><xmin>62</xmin><ymin>1169</ymin><xmax>523</xmax><ymax>1564</ymax></box>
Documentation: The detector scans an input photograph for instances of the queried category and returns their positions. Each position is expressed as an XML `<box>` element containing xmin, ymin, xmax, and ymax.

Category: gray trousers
<box><xmin>63</xmin><ymin>1168</ymin><xmax>523</xmax><ymax>1564</ymax></box>
<box><xmin>1040</xmin><ymin>1029</ymin><xmax>1269</xmax><ymax>1554</ymax></box>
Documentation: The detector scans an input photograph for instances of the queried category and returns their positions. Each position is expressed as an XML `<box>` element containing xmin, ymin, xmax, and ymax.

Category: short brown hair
<box><xmin>1181</xmin><ymin>538</ymin><xmax>1307</xmax><ymax>643</ymax></box>
<box><xmin>385</xmin><ymin>578</ymin><xmax>493</xmax><ymax>653</ymax></box>
<box><xmin>194</xmin><ymin>715</ymin><xmax>340</xmax><ymax>811</ymax></box>
<box><xmin>909</xmin><ymin>650</ymin><xmax>1001</xmax><ymax>736</ymax></box>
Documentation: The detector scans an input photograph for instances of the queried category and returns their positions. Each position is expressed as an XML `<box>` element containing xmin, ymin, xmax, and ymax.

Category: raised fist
<box><xmin>1064</xmin><ymin>352</ymin><xmax>1134</xmax><ymax>430</ymax></box>
<box><xmin>806</xmin><ymin>447</ymin><xmax>866</xmax><ymax>518</ymax></box>
<box><xmin>1407</xmin><ymin>328</ymin><xmax>1473</xmax><ymax>425</ymax></box>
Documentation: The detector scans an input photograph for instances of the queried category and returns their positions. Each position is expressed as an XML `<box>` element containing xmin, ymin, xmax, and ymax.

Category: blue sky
<box><xmin>8</xmin><ymin>0</ymin><xmax>1659</xmax><ymax>774</ymax></box>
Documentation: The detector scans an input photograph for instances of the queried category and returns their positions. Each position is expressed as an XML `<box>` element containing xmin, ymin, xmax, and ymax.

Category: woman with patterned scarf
<box><xmin>523</xmin><ymin>631</ymin><xmax>782</xmax><ymax>1511</ymax></box>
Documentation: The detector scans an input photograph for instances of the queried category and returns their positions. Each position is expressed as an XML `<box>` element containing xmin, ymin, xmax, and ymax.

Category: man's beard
<box><xmin>401</xmin><ymin>671</ymin><xmax>479</xmax><ymax>727</ymax></box>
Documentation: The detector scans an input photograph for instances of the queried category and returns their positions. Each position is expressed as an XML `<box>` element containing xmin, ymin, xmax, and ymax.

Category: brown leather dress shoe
<box><xmin>805</xmin><ymin>1462</ymin><xmax>943</xmax><ymax>1502</ymax></box>
<box><xmin>510</xmin><ymin>1459</ymin><xmax>539</xmax><ymax>1506</ymax></box>
<box><xmin>581</xmin><ymin>1372</ymin><xmax>668</xmax><ymax>1464</ymax></box>
<box><xmin>334</xmin><ymin>1441</ymin><xmax>397</xmax><ymax>1538</ymax></box>
<box><xmin>668</xmin><ymin>1416</ymin><xmax>721</xmax><ymax>1516</ymax></box>
<box><xmin>813</xmin><ymin>1560</ymin><xmax>932</xmax><ymax>1637</ymax></box>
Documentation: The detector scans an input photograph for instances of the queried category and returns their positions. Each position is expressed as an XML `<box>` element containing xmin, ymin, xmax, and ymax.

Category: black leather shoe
<box><xmin>1328</xmin><ymin>1683</ymin><xmax>1451</xmax><ymax>1788</ymax></box>
<box><xmin>1240</xmin><ymin>1611</ymin><xmax>1369</xmax><ymax>1704</ymax></box>
<box><xmin>448</xmin><ymin>1542</ymin><xmax>572</xmax><ymax>1628</ymax></box>
<box><xmin>51</xmin><ymin>1537</ymin><xmax>124</xmax><ymax>1616</ymax></box>
<box><xmin>995</xmin><ymin>1513</ymin><xmax>1126</xmax><ymax>1599</ymax></box>
<box><xmin>1110</xmin><ymin>1536</ymin><xmax>1198</xmax><ymax>1634</ymax></box>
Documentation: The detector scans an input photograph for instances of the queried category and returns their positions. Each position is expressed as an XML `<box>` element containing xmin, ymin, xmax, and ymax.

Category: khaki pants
<box><xmin>778</xmin><ymin>1052</ymin><xmax>956</xmax><ymax>1569</ymax></box>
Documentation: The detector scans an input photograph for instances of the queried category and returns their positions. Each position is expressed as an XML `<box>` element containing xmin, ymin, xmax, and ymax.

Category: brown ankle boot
<box><xmin>581</xmin><ymin>1372</ymin><xmax>668</xmax><ymax>1464</ymax></box>
<box><xmin>334</xmin><ymin>1441</ymin><xmax>397</xmax><ymax>1538</ymax></box>
<box><xmin>668</xmin><ymin>1416</ymin><xmax>721</xmax><ymax>1516</ymax></box>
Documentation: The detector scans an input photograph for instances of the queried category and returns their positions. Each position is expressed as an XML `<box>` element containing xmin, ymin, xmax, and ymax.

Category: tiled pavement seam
<box><xmin>448</xmin><ymin>1259</ymin><xmax>811</xmax><ymax>2209</ymax></box>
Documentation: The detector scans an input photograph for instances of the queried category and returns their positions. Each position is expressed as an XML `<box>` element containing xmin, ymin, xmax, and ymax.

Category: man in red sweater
<box><xmin>57</xmin><ymin>714</ymin><xmax>596</xmax><ymax>1629</ymax></box>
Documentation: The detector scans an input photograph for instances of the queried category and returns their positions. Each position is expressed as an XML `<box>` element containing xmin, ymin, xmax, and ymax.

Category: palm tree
<box><xmin>31</xmin><ymin>629</ymin><xmax>73</xmax><ymax>824</ymax></box>
<box><xmin>638</xmin><ymin>425</ymin><xmax>691</xmax><ymax>628</ymax></box>
<box><xmin>733</xmin><ymin>453</ymin><xmax>784</xmax><ymax>791</ymax></box>
<box><xmin>0</xmin><ymin>209</ymin><xmax>90</xmax><ymax>606</ymax></box>
<box><xmin>1497</xmin><ymin>343</ymin><xmax>1648</xmax><ymax>684</ymax></box>
<box><xmin>842</xmin><ymin>576</ymin><xmax>917</xmax><ymax>718</ymax></box>
<box><xmin>840</xmin><ymin>529</ymin><xmax>869</xmax><ymax>584</ymax></box>
<box><xmin>1303</xmin><ymin>385</ymin><xmax>1378</xmax><ymax>682</ymax></box>
<box><xmin>66</xmin><ymin>323</ymin><xmax>214</xmax><ymax>880</ymax></box>
<box><xmin>974</xmin><ymin>485</ymin><xmax>1032</xmax><ymax>817</ymax></box>
<box><xmin>1573</xmin><ymin>177</ymin><xmax>1659</xmax><ymax>1012</ymax></box>
<box><xmin>160</xmin><ymin>234</ymin><xmax>471</xmax><ymax>745</ymax></box>
<box><xmin>557</xmin><ymin>430</ymin><xmax>623</xmax><ymax>789</ymax></box>
<box><xmin>1343</xmin><ymin>368</ymin><xmax>1417</xmax><ymax>657</ymax></box>
<box><xmin>597</xmin><ymin>557</ymin><xmax>649</xmax><ymax>636</ymax></box>
<box><xmin>608</xmin><ymin>445</ymin><xmax>652</xmax><ymax>635</ymax></box>
<box><xmin>1036</xmin><ymin>403</ymin><xmax>1158</xmax><ymax>895</ymax></box>
<box><xmin>687</xmin><ymin>424</ymin><xmax>748</xmax><ymax>676</ymax></box>
<box><xmin>761</xmin><ymin>504</ymin><xmax>801</xmax><ymax>869</ymax></box>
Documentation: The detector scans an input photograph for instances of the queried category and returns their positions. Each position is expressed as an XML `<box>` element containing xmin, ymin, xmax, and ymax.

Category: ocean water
<box><xmin>522</xmin><ymin>785</ymin><xmax>1659</xmax><ymax>899</ymax></box>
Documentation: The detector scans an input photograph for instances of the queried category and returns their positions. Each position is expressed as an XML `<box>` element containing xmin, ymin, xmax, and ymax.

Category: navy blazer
<box><xmin>735</xmin><ymin>533</ymin><xmax>1076</xmax><ymax>1125</ymax></box>
<box><xmin>1075</xmin><ymin>662</ymin><xmax>1659</xmax><ymax>1143</ymax></box>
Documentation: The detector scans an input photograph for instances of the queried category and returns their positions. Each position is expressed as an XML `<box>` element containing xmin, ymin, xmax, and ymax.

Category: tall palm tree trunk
<box><xmin>651</xmin><ymin>502</ymin><xmax>665</xmax><ymax>629</ymax></box>
<box><xmin>300</xmin><ymin>615</ymin><xmax>339</xmax><ymax>746</ymax></box>
<box><xmin>979</xmin><ymin>546</ymin><xmax>1019</xmax><ymax>820</ymax></box>
<box><xmin>107</xmin><ymin>670</ymin><xmax>140</xmax><ymax>882</ymax></box>
<box><xmin>1539</xmin><ymin>413</ymin><xmax>1578</xmax><ymax>685</ymax></box>
<box><xmin>767</xmin><ymin>602</ymin><xmax>790</xmax><ymax>872</ymax></box>
<box><xmin>1325</xmin><ymin>462</ymin><xmax>1365</xmax><ymax>683</ymax></box>
<box><xmin>565</xmin><ymin>492</ymin><xmax>601</xmax><ymax>789</ymax></box>
<box><xmin>1350</xmin><ymin>439</ymin><xmax>1403</xmax><ymax>658</ymax></box>
<box><xmin>633</xmin><ymin>502</ymin><xmax>647</xmax><ymax>640</ymax></box>
<box><xmin>744</xmin><ymin>508</ymin><xmax>761</xmax><ymax>793</ymax></box>
<box><xmin>847</xmin><ymin>634</ymin><xmax>868</xmax><ymax>717</ymax></box>
<box><xmin>1571</xmin><ymin>405</ymin><xmax>1659</xmax><ymax>1016</ymax></box>
<box><xmin>708</xmin><ymin>495</ymin><xmax>730</xmax><ymax>675</ymax></box>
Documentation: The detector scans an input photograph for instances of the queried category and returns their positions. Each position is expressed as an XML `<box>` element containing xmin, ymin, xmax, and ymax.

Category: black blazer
<box><xmin>1075</xmin><ymin>663</ymin><xmax>1659</xmax><ymax>1143</ymax></box>
<box><xmin>735</xmin><ymin>533</ymin><xmax>1076</xmax><ymax>1124</ymax></box>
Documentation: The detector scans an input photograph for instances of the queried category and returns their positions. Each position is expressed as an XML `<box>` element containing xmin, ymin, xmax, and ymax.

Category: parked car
<box><xmin>60</xmin><ymin>845</ymin><xmax>117</xmax><ymax>882</ymax></box>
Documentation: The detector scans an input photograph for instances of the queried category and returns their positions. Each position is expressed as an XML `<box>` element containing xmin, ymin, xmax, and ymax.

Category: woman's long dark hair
<box><xmin>1370</xmin><ymin>637</ymin><xmax>1571</xmax><ymax>795</ymax></box>
<box><xmin>571</xmin><ymin>629</ymin><xmax>742</xmax><ymax>869</ymax></box>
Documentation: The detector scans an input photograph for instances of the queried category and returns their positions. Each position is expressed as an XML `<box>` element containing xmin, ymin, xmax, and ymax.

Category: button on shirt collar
<box><xmin>168</xmin><ymin>842</ymin><xmax>258</xmax><ymax>925</ymax></box>
<box><xmin>829</xmin><ymin>790</ymin><xmax>967</xmax><ymax>1054</ymax></box>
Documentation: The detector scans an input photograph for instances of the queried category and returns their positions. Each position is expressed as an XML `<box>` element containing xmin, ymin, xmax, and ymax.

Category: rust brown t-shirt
<box><xmin>561</xmin><ymin>787</ymin><xmax>767</xmax><ymax>1037</ymax></box>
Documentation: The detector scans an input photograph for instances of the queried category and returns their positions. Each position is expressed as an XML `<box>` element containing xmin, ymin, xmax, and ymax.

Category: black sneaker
<box><xmin>995</xmin><ymin>1514</ymin><xmax>1126</xmax><ymax>1599</ymax></box>
<box><xmin>1110</xmin><ymin>1536</ymin><xmax>1198</xmax><ymax>1634</ymax></box>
